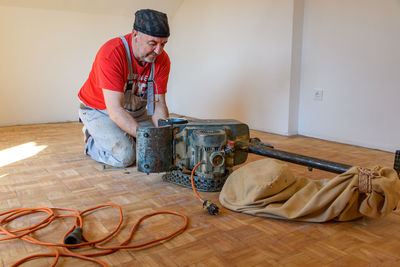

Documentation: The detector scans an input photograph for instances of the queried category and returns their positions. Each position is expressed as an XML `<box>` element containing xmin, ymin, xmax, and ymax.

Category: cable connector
<box><xmin>203</xmin><ymin>200</ymin><xmax>219</xmax><ymax>216</ymax></box>
<box><xmin>64</xmin><ymin>227</ymin><xmax>83</xmax><ymax>249</ymax></box>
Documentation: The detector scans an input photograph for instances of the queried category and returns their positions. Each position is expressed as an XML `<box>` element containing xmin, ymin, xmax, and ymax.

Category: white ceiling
<box><xmin>0</xmin><ymin>0</ymin><xmax>184</xmax><ymax>17</ymax></box>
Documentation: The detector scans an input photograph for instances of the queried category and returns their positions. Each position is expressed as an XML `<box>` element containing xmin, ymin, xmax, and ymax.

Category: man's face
<box><xmin>132</xmin><ymin>30</ymin><xmax>168</xmax><ymax>64</ymax></box>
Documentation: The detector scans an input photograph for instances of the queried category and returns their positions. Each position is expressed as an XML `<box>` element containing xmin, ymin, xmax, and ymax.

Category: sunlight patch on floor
<box><xmin>0</xmin><ymin>142</ymin><xmax>47</xmax><ymax>167</ymax></box>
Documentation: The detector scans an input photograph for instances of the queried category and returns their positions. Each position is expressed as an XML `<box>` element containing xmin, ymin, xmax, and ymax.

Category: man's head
<box><xmin>131</xmin><ymin>9</ymin><xmax>169</xmax><ymax>64</ymax></box>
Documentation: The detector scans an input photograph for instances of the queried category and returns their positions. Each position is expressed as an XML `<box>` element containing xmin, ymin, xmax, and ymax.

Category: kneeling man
<box><xmin>78</xmin><ymin>9</ymin><xmax>170</xmax><ymax>167</ymax></box>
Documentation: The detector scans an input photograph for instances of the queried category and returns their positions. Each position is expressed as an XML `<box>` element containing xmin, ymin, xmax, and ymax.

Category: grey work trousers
<box><xmin>79</xmin><ymin>104</ymin><xmax>153</xmax><ymax>167</ymax></box>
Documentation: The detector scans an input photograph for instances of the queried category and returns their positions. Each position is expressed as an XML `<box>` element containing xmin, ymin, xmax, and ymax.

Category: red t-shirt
<box><xmin>78</xmin><ymin>33</ymin><xmax>170</xmax><ymax>110</ymax></box>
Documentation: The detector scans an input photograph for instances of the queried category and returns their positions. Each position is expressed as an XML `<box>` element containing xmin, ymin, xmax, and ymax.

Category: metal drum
<box><xmin>136</xmin><ymin>125</ymin><xmax>172</xmax><ymax>173</ymax></box>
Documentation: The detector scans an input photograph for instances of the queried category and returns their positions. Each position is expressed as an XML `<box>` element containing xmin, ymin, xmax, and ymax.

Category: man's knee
<box><xmin>110</xmin><ymin>140</ymin><xmax>136</xmax><ymax>167</ymax></box>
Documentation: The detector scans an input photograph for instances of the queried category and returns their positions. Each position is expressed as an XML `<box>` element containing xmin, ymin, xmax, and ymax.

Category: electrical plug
<box><xmin>64</xmin><ymin>227</ymin><xmax>83</xmax><ymax>249</ymax></box>
<box><xmin>203</xmin><ymin>200</ymin><xmax>219</xmax><ymax>216</ymax></box>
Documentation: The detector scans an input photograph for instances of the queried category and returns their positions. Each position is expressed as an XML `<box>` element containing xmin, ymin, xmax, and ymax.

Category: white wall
<box><xmin>288</xmin><ymin>0</ymin><xmax>304</xmax><ymax>135</ymax></box>
<box><xmin>167</xmin><ymin>0</ymin><xmax>299</xmax><ymax>135</ymax></box>
<box><xmin>0</xmin><ymin>0</ymin><xmax>183</xmax><ymax>126</ymax></box>
<box><xmin>1</xmin><ymin>0</ymin><xmax>398</xmax><ymax>152</ymax></box>
<box><xmin>0</xmin><ymin>0</ymin><xmax>182</xmax><ymax>17</ymax></box>
<box><xmin>299</xmin><ymin>0</ymin><xmax>400</xmax><ymax>152</ymax></box>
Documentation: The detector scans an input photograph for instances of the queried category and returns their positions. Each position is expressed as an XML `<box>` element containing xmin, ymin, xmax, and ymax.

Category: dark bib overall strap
<box><xmin>146</xmin><ymin>63</ymin><xmax>155</xmax><ymax>115</ymax></box>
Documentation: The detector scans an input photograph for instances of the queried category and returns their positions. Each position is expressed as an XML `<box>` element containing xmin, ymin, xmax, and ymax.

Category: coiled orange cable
<box><xmin>0</xmin><ymin>204</ymin><xmax>188</xmax><ymax>266</ymax></box>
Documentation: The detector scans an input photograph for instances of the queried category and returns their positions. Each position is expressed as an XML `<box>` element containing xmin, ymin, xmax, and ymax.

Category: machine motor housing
<box><xmin>136</xmin><ymin>118</ymin><xmax>250</xmax><ymax>191</ymax></box>
<box><xmin>190</xmin><ymin>128</ymin><xmax>227</xmax><ymax>178</ymax></box>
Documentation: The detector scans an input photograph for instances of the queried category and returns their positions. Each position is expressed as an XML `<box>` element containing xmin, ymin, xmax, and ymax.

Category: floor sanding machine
<box><xmin>136</xmin><ymin>118</ymin><xmax>400</xmax><ymax>214</ymax></box>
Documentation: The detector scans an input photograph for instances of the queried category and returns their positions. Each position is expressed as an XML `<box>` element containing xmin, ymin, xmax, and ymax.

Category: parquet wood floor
<box><xmin>0</xmin><ymin>122</ymin><xmax>399</xmax><ymax>266</ymax></box>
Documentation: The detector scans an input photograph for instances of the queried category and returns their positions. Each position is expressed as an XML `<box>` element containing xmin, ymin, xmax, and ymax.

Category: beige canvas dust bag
<box><xmin>219</xmin><ymin>159</ymin><xmax>400</xmax><ymax>222</ymax></box>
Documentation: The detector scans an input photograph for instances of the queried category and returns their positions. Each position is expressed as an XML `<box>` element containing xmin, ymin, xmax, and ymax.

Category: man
<box><xmin>78</xmin><ymin>9</ymin><xmax>170</xmax><ymax>167</ymax></box>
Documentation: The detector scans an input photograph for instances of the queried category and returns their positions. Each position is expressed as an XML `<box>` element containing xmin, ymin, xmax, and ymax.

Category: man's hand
<box><xmin>152</xmin><ymin>94</ymin><xmax>169</xmax><ymax>126</ymax></box>
<box><xmin>103</xmin><ymin>89</ymin><xmax>140</xmax><ymax>137</ymax></box>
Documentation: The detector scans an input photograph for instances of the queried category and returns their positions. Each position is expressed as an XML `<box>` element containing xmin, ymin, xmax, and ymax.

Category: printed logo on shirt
<box><xmin>133</xmin><ymin>74</ymin><xmax>149</xmax><ymax>97</ymax></box>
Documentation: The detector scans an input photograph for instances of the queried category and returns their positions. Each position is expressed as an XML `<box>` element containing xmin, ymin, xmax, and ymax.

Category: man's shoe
<box><xmin>82</xmin><ymin>126</ymin><xmax>91</xmax><ymax>155</ymax></box>
<box><xmin>82</xmin><ymin>126</ymin><xmax>90</xmax><ymax>143</ymax></box>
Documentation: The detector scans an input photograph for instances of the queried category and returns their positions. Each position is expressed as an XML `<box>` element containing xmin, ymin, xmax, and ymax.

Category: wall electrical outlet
<box><xmin>313</xmin><ymin>89</ymin><xmax>323</xmax><ymax>101</ymax></box>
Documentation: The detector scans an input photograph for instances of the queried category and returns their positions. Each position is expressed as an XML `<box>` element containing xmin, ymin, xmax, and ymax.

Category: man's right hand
<box><xmin>103</xmin><ymin>89</ymin><xmax>140</xmax><ymax>137</ymax></box>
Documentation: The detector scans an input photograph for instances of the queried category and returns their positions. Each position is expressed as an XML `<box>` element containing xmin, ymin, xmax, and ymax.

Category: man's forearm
<box><xmin>109</xmin><ymin>107</ymin><xmax>141</xmax><ymax>137</ymax></box>
<box><xmin>152</xmin><ymin>103</ymin><xmax>169</xmax><ymax>126</ymax></box>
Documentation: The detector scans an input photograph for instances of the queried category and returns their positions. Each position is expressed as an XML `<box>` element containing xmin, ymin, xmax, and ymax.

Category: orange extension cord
<box><xmin>0</xmin><ymin>163</ymin><xmax>217</xmax><ymax>266</ymax></box>
<box><xmin>191</xmin><ymin>161</ymin><xmax>205</xmax><ymax>202</ymax></box>
<box><xmin>0</xmin><ymin>204</ymin><xmax>188</xmax><ymax>266</ymax></box>
<box><xmin>190</xmin><ymin>161</ymin><xmax>220</xmax><ymax>215</ymax></box>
